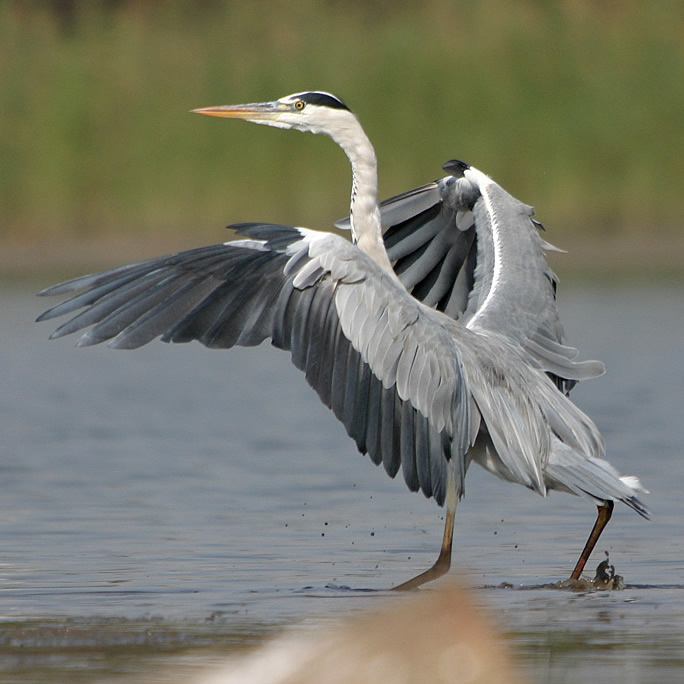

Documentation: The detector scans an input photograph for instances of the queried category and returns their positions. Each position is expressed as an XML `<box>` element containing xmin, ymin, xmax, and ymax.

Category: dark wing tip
<box><xmin>626</xmin><ymin>495</ymin><xmax>650</xmax><ymax>520</ymax></box>
<box><xmin>442</xmin><ymin>159</ymin><xmax>470</xmax><ymax>178</ymax></box>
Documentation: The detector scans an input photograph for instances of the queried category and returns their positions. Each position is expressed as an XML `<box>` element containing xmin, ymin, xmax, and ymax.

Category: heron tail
<box><xmin>545</xmin><ymin>438</ymin><xmax>649</xmax><ymax>519</ymax></box>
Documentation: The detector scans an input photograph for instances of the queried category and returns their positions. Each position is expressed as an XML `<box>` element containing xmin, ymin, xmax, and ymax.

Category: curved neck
<box><xmin>329</xmin><ymin>120</ymin><xmax>397</xmax><ymax>278</ymax></box>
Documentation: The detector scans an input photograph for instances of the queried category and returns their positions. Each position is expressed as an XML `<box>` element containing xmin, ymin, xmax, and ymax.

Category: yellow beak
<box><xmin>191</xmin><ymin>102</ymin><xmax>282</xmax><ymax>120</ymax></box>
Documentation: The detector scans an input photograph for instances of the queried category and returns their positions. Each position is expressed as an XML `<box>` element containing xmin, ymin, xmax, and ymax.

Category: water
<box><xmin>2</xmin><ymin>282</ymin><xmax>683</xmax><ymax>682</ymax></box>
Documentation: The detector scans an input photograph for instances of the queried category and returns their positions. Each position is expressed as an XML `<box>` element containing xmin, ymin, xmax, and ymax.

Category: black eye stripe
<box><xmin>297</xmin><ymin>92</ymin><xmax>350</xmax><ymax>111</ymax></box>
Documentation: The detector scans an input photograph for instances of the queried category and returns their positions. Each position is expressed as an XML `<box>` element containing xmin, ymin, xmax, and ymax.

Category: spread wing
<box><xmin>341</xmin><ymin>160</ymin><xmax>604</xmax><ymax>394</ymax></box>
<box><xmin>37</xmin><ymin>162</ymin><xmax>645</xmax><ymax>517</ymax></box>
<box><xmin>38</xmin><ymin>224</ymin><xmax>486</xmax><ymax>505</ymax></box>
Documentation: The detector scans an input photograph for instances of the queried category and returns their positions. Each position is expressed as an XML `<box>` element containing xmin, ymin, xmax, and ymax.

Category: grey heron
<box><xmin>37</xmin><ymin>91</ymin><xmax>648</xmax><ymax>590</ymax></box>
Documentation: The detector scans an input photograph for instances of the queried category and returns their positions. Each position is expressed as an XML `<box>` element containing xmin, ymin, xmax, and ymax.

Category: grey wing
<box><xmin>37</xmin><ymin>224</ymin><xmax>478</xmax><ymax>505</ymax></box>
<box><xmin>340</xmin><ymin>160</ymin><xmax>602</xmax><ymax>395</ymax></box>
<box><xmin>336</xmin><ymin>160</ymin><xmax>478</xmax><ymax>322</ymax></box>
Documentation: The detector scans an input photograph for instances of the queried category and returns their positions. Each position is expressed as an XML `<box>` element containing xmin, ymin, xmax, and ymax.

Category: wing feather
<box><xmin>38</xmin><ymin>166</ymin><xmax>640</xmax><ymax>513</ymax></box>
<box><xmin>38</xmin><ymin>227</ymin><xmax>482</xmax><ymax>505</ymax></box>
<box><xmin>365</xmin><ymin>163</ymin><xmax>604</xmax><ymax>398</ymax></box>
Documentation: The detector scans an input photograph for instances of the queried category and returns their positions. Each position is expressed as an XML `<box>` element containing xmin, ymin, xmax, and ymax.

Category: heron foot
<box><xmin>392</xmin><ymin>493</ymin><xmax>456</xmax><ymax>591</ymax></box>
<box><xmin>556</xmin><ymin>552</ymin><xmax>625</xmax><ymax>591</ymax></box>
<box><xmin>392</xmin><ymin>547</ymin><xmax>452</xmax><ymax>591</ymax></box>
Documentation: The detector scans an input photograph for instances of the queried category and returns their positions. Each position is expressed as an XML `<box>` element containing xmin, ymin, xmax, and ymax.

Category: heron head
<box><xmin>192</xmin><ymin>91</ymin><xmax>353</xmax><ymax>137</ymax></box>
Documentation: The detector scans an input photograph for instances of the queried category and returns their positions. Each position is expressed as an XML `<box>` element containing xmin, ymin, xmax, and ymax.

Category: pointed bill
<box><xmin>191</xmin><ymin>101</ymin><xmax>283</xmax><ymax>121</ymax></box>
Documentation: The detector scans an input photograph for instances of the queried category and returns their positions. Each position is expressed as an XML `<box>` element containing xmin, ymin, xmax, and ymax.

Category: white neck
<box><xmin>329</xmin><ymin>116</ymin><xmax>397</xmax><ymax>278</ymax></box>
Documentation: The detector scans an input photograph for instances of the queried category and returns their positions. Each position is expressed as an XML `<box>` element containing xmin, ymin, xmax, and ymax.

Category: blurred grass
<box><xmin>1</xmin><ymin>0</ymin><xmax>682</xmax><ymax>273</ymax></box>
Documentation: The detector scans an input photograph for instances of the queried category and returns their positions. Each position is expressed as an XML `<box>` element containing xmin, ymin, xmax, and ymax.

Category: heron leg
<box><xmin>569</xmin><ymin>501</ymin><xmax>614</xmax><ymax>580</ymax></box>
<box><xmin>392</xmin><ymin>504</ymin><xmax>455</xmax><ymax>591</ymax></box>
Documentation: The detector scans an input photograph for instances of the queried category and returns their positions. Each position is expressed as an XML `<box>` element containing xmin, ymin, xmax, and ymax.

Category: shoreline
<box><xmin>4</xmin><ymin>231</ymin><xmax>682</xmax><ymax>286</ymax></box>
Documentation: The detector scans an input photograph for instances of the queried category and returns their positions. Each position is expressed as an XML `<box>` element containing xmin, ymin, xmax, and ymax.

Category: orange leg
<box><xmin>569</xmin><ymin>501</ymin><xmax>614</xmax><ymax>580</ymax></box>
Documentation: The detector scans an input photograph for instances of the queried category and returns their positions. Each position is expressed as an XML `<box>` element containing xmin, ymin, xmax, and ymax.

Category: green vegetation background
<box><xmin>1</xmin><ymin>0</ymin><xmax>682</xmax><ymax>275</ymax></box>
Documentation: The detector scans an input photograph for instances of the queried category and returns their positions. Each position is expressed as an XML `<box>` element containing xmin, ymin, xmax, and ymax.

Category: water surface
<box><xmin>2</xmin><ymin>283</ymin><xmax>683</xmax><ymax>682</ymax></box>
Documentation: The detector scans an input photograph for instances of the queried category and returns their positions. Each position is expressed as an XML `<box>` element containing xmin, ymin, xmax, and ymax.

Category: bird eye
<box><xmin>294</xmin><ymin>100</ymin><xmax>306</xmax><ymax>111</ymax></box>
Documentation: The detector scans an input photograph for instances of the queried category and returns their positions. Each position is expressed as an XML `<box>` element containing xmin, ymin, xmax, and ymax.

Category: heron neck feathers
<box><xmin>331</xmin><ymin>118</ymin><xmax>396</xmax><ymax>278</ymax></box>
